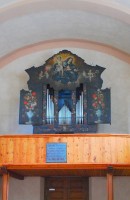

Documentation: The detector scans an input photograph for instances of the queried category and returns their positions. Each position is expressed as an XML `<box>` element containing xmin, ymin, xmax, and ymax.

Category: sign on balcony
<box><xmin>46</xmin><ymin>143</ymin><xmax>67</xmax><ymax>163</ymax></box>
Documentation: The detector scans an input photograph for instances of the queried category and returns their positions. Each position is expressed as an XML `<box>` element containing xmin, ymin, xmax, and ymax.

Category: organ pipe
<box><xmin>76</xmin><ymin>91</ymin><xmax>83</xmax><ymax>124</ymax></box>
<box><xmin>46</xmin><ymin>89</ymin><xmax>54</xmax><ymax>124</ymax></box>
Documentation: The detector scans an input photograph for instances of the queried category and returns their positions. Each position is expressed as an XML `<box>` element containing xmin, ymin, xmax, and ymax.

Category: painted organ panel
<box><xmin>19</xmin><ymin>50</ymin><xmax>111</xmax><ymax>133</ymax></box>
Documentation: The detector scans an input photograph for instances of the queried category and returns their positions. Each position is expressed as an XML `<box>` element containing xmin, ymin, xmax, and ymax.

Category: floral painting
<box><xmin>19</xmin><ymin>89</ymin><xmax>43</xmax><ymax>125</ymax></box>
<box><xmin>87</xmin><ymin>89</ymin><xmax>111</xmax><ymax>124</ymax></box>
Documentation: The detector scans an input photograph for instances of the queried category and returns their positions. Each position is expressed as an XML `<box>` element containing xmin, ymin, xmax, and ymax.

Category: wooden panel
<box><xmin>0</xmin><ymin>134</ymin><xmax>130</xmax><ymax>177</ymax></box>
<box><xmin>0</xmin><ymin>134</ymin><xmax>130</xmax><ymax>166</ymax></box>
<box><xmin>68</xmin><ymin>177</ymin><xmax>89</xmax><ymax>200</ymax></box>
<box><xmin>45</xmin><ymin>177</ymin><xmax>67</xmax><ymax>200</ymax></box>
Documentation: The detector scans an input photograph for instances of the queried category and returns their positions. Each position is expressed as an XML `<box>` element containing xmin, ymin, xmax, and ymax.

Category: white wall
<box><xmin>114</xmin><ymin>177</ymin><xmax>130</xmax><ymax>200</ymax></box>
<box><xmin>40</xmin><ymin>177</ymin><xmax>45</xmax><ymax>200</ymax></box>
<box><xmin>9</xmin><ymin>177</ymin><xmax>41</xmax><ymax>200</ymax></box>
<box><xmin>90</xmin><ymin>177</ymin><xmax>107</xmax><ymax>200</ymax></box>
<box><xmin>0</xmin><ymin>177</ymin><xmax>43</xmax><ymax>200</ymax></box>
<box><xmin>0</xmin><ymin>48</ymin><xmax>129</xmax><ymax>134</ymax></box>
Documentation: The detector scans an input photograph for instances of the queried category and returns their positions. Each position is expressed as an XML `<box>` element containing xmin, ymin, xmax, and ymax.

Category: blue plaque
<box><xmin>46</xmin><ymin>143</ymin><xmax>67</xmax><ymax>163</ymax></box>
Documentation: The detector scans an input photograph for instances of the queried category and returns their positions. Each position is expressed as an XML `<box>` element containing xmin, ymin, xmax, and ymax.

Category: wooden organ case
<box><xmin>19</xmin><ymin>50</ymin><xmax>111</xmax><ymax>133</ymax></box>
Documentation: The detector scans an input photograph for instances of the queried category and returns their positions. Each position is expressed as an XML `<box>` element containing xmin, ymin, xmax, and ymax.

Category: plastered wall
<box><xmin>40</xmin><ymin>178</ymin><xmax>45</xmax><ymax>200</ymax></box>
<box><xmin>9</xmin><ymin>177</ymin><xmax>41</xmax><ymax>200</ymax></box>
<box><xmin>0</xmin><ymin>177</ymin><xmax>42</xmax><ymax>200</ymax></box>
<box><xmin>0</xmin><ymin>48</ymin><xmax>129</xmax><ymax>134</ymax></box>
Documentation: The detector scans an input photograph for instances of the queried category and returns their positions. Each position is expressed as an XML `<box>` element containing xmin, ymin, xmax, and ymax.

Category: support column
<box><xmin>2</xmin><ymin>173</ymin><xmax>9</xmax><ymax>200</ymax></box>
<box><xmin>107</xmin><ymin>170</ymin><xmax>113</xmax><ymax>200</ymax></box>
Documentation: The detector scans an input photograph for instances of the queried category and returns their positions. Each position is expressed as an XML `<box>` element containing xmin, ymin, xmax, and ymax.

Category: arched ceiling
<box><xmin>0</xmin><ymin>0</ymin><xmax>130</xmax><ymax>66</ymax></box>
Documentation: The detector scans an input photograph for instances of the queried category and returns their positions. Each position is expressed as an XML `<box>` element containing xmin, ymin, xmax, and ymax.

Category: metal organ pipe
<box><xmin>46</xmin><ymin>89</ymin><xmax>49</xmax><ymax>123</ymax></box>
<box><xmin>81</xmin><ymin>92</ymin><xmax>83</xmax><ymax>124</ymax></box>
<box><xmin>79</xmin><ymin>96</ymin><xmax>82</xmax><ymax>124</ymax></box>
<box><xmin>76</xmin><ymin>92</ymin><xmax>83</xmax><ymax>124</ymax></box>
<box><xmin>52</xmin><ymin>97</ymin><xmax>54</xmax><ymax>123</ymax></box>
<box><xmin>76</xmin><ymin>100</ymin><xmax>79</xmax><ymax>124</ymax></box>
<box><xmin>49</xmin><ymin>93</ymin><xmax>50</xmax><ymax>123</ymax></box>
<box><xmin>46</xmin><ymin>89</ymin><xmax>54</xmax><ymax>124</ymax></box>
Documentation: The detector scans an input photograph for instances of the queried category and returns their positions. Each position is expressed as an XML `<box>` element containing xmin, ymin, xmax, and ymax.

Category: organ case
<box><xmin>19</xmin><ymin>50</ymin><xmax>111</xmax><ymax>133</ymax></box>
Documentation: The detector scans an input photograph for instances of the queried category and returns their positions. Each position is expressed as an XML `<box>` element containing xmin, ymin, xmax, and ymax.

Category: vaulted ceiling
<box><xmin>0</xmin><ymin>0</ymin><xmax>130</xmax><ymax>66</ymax></box>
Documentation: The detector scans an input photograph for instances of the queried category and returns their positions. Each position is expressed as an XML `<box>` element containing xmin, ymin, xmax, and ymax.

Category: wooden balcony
<box><xmin>0</xmin><ymin>134</ymin><xmax>130</xmax><ymax>177</ymax></box>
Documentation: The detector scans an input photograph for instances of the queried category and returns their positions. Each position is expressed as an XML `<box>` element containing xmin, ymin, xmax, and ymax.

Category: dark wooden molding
<box><xmin>107</xmin><ymin>166</ymin><xmax>114</xmax><ymax>174</ymax></box>
<box><xmin>0</xmin><ymin>166</ymin><xmax>24</xmax><ymax>180</ymax></box>
<box><xmin>1</xmin><ymin>166</ymin><xmax>8</xmax><ymax>174</ymax></box>
<box><xmin>8</xmin><ymin>171</ymin><xmax>24</xmax><ymax>180</ymax></box>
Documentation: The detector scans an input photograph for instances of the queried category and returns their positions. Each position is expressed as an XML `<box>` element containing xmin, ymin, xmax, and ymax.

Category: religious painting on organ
<box><xmin>19</xmin><ymin>50</ymin><xmax>111</xmax><ymax>133</ymax></box>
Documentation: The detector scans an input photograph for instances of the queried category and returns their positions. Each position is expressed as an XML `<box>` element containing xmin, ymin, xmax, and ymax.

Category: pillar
<box><xmin>2</xmin><ymin>173</ymin><xmax>9</xmax><ymax>200</ymax></box>
<box><xmin>107</xmin><ymin>172</ymin><xmax>113</xmax><ymax>200</ymax></box>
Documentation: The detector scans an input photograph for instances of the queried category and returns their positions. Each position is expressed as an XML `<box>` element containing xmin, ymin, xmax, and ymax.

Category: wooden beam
<box><xmin>9</xmin><ymin>171</ymin><xmax>24</xmax><ymax>180</ymax></box>
<box><xmin>1</xmin><ymin>166</ymin><xmax>24</xmax><ymax>180</ymax></box>
<box><xmin>2</xmin><ymin>173</ymin><xmax>9</xmax><ymax>200</ymax></box>
<box><xmin>107</xmin><ymin>169</ymin><xmax>113</xmax><ymax>200</ymax></box>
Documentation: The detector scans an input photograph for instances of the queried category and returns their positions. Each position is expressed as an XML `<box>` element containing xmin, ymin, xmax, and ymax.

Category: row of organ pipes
<box><xmin>46</xmin><ymin>88</ymin><xmax>84</xmax><ymax>125</ymax></box>
<box><xmin>59</xmin><ymin>105</ymin><xmax>71</xmax><ymax>125</ymax></box>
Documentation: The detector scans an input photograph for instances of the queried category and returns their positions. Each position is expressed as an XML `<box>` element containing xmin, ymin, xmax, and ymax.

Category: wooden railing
<box><xmin>0</xmin><ymin>134</ymin><xmax>130</xmax><ymax>200</ymax></box>
<box><xmin>0</xmin><ymin>134</ymin><xmax>130</xmax><ymax>166</ymax></box>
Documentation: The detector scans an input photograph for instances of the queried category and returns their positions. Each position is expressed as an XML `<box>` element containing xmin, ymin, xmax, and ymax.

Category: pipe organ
<box><xmin>19</xmin><ymin>50</ymin><xmax>111</xmax><ymax>133</ymax></box>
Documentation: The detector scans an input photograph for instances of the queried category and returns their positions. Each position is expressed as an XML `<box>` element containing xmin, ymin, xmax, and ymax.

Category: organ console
<box><xmin>19</xmin><ymin>50</ymin><xmax>111</xmax><ymax>134</ymax></box>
